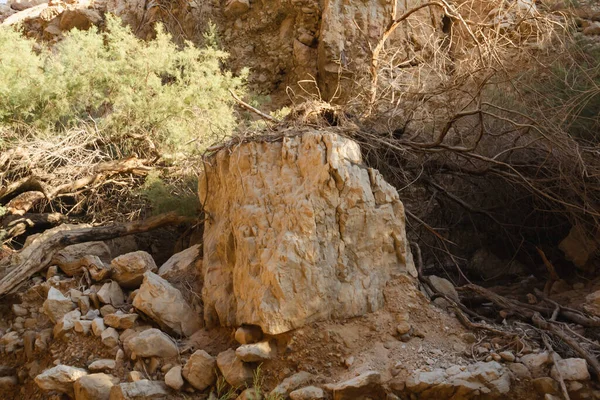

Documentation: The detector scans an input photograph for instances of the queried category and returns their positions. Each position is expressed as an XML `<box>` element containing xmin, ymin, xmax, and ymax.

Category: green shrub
<box><xmin>0</xmin><ymin>16</ymin><xmax>247</xmax><ymax>154</ymax></box>
<box><xmin>137</xmin><ymin>170</ymin><xmax>200</xmax><ymax>216</ymax></box>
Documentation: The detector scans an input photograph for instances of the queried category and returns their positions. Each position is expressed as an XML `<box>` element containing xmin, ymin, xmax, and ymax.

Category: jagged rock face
<box><xmin>200</xmin><ymin>131</ymin><xmax>416</xmax><ymax>334</ymax></box>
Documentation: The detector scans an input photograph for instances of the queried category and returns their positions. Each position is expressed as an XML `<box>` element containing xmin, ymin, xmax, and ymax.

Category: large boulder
<box><xmin>111</xmin><ymin>251</ymin><xmax>158</xmax><ymax>288</ymax></box>
<box><xmin>132</xmin><ymin>272</ymin><xmax>202</xmax><ymax>337</ymax></box>
<box><xmin>200</xmin><ymin>132</ymin><xmax>416</xmax><ymax>334</ymax></box>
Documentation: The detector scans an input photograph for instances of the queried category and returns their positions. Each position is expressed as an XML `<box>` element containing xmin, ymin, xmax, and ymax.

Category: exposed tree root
<box><xmin>454</xmin><ymin>283</ymin><xmax>600</xmax><ymax>381</ymax></box>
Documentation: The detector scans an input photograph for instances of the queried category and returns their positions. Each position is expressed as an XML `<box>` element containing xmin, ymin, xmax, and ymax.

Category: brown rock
<box><xmin>111</xmin><ymin>251</ymin><xmax>158</xmax><ymax>289</ymax></box>
<box><xmin>74</xmin><ymin>373</ymin><xmax>115</xmax><ymax>400</ymax></box>
<box><xmin>104</xmin><ymin>312</ymin><xmax>138</xmax><ymax>330</ymax></box>
<box><xmin>235</xmin><ymin>325</ymin><xmax>263</xmax><ymax>344</ymax></box>
<box><xmin>224</xmin><ymin>0</ymin><xmax>249</xmax><ymax>18</ymax></box>
<box><xmin>182</xmin><ymin>350</ymin><xmax>216</xmax><ymax>390</ymax></box>
<box><xmin>109</xmin><ymin>380</ymin><xmax>169</xmax><ymax>399</ymax></box>
<box><xmin>216</xmin><ymin>349</ymin><xmax>254</xmax><ymax>388</ymax></box>
<box><xmin>329</xmin><ymin>371</ymin><xmax>384</xmax><ymax>400</ymax></box>
<box><xmin>59</xmin><ymin>8</ymin><xmax>102</xmax><ymax>31</ymax></box>
<box><xmin>132</xmin><ymin>272</ymin><xmax>202</xmax><ymax>337</ymax></box>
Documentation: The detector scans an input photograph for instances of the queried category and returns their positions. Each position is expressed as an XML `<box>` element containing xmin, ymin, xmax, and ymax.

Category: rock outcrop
<box><xmin>200</xmin><ymin>132</ymin><xmax>416</xmax><ymax>334</ymax></box>
<box><xmin>405</xmin><ymin>361</ymin><xmax>511</xmax><ymax>399</ymax></box>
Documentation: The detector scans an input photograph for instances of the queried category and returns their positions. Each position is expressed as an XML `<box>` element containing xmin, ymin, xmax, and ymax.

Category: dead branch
<box><xmin>0</xmin><ymin>212</ymin><xmax>190</xmax><ymax>297</ymax></box>
<box><xmin>532</xmin><ymin>313</ymin><xmax>600</xmax><ymax>382</ymax></box>
<box><xmin>0</xmin><ymin>213</ymin><xmax>66</xmax><ymax>243</ymax></box>
<box><xmin>229</xmin><ymin>89</ymin><xmax>277</xmax><ymax>123</ymax></box>
<box><xmin>460</xmin><ymin>284</ymin><xmax>600</xmax><ymax>328</ymax></box>
<box><xmin>541</xmin><ymin>333</ymin><xmax>571</xmax><ymax>400</ymax></box>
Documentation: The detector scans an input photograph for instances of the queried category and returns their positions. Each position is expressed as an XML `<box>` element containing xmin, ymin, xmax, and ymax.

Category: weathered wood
<box><xmin>0</xmin><ymin>213</ymin><xmax>66</xmax><ymax>243</ymax></box>
<box><xmin>0</xmin><ymin>212</ymin><xmax>190</xmax><ymax>296</ymax></box>
<box><xmin>460</xmin><ymin>284</ymin><xmax>600</xmax><ymax>328</ymax></box>
<box><xmin>532</xmin><ymin>313</ymin><xmax>600</xmax><ymax>382</ymax></box>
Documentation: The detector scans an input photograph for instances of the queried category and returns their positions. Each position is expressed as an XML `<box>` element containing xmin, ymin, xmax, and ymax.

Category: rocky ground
<box><xmin>1</xmin><ymin>238</ymin><xmax>599</xmax><ymax>399</ymax></box>
<box><xmin>0</xmin><ymin>132</ymin><xmax>599</xmax><ymax>400</ymax></box>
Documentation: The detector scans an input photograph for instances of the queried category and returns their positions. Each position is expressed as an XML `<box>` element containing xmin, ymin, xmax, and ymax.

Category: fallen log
<box><xmin>0</xmin><ymin>212</ymin><xmax>190</xmax><ymax>297</ymax></box>
<box><xmin>0</xmin><ymin>213</ymin><xmax>66</xmax><ymax>242</ymax></box>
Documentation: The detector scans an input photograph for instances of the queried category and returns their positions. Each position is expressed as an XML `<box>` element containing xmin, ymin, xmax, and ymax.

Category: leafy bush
<box><xmin>0</xmin><ymin>16</ymin><xmax>247</xmax><ymax>154</ymax></box>
<box><xmin>138</xmin><ymin>171</ymin><xmax>199</xmax><ymax>217</ymax></box>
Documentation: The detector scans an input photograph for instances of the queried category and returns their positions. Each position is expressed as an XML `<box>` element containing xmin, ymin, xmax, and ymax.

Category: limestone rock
<box><xmin>236</xmin><ymin>341</ymin><xmax>275</xmax><ymax>362</ymax></box>
<box><xmin>158</xmin><ymin>245</ymin><xmax>201</xmax><ymax>281</ymax></box>
<box><xmin>35</xmin><ymin>365</ymin><xmax>88</xmax><ymax>397</ymax></box>
<box><xmin>224</xmin><ymin>0</ymin><xmax>249</xmax><ymax>18</ymax></box>
<box><xmin>54</xmin><ymin>309</ymin><xmax>82</xmax><ymax>339</ymax></box>
<box><xmin>101</xmin><ymin>327</ymin><xmax>119</xmax><ymax>348</ymax></box>
<box><xmin>92</xmin><ymin>318</ymin><xmax>107</xmax><ymax>336</ymax></box>
<box><xmin>237</xmin><ymin>388</ymin><xmax>262</xmax><ymax>400</ymax></box>
<box><xmin>533</xmin><ymin>377</ymin><xmax>559</xmax><ymax>395</ymax></box>
<box><xmin>43</xmin><ymin>287</ymin><xmax>75</xmax><ymax>323</ymax></box>
<box><xmin>405</xmin><ymin>361</ymin><xmax>511</xmax><ymax>399</ymax></box>
<box><xmin>53</xmin><ymin>241</ymin><xmax>112</xmax><ymax>276</ymax></box>
<box><xmin>521</xmin><ymin>352</ymin><xmax>551</xmax><ymax>377</ymax></box>
<box><xmin>88</xmin><ymin>359</ymin><xmax>116</xmax><ymax>372</ymax></box>
<box><xmin>127</xmin><ymin>328</ymin><xmax>178</xmax><ymax>358</ymax></box>
<box><xmin>111</xmin><ymin>251</ymin><xmax>158</xmax><ymax>288</ymax></box>
<box><xmin>132</xmin><ymin>272</ymin><xmax>202</xmax><ymax>336</ymax></box>
<box><xmin>97</xmin><ymin>281</ymin><xmax>125</xmax><ymax>306</ymax></box>
<box><xmin>74</xmin><ymin>320</ymin><xmax>93</xmax><ymax>335</ymax></box>
<box><xmin>329</xmin><ymin>371</ymin><xmax>383</xmax><ymax>400</ymax></box>
<box><xmin>105</xmin><ymin>312</ymin><xmax>138</xmax><ymax>329</ymax></box>
<box><xmin>428</xmin><ymin>275</ymin><xmax>459</xmax><ymax>301</ymax></box>
<box><xmin>164</xmin><ymin>365</ymin><xmax>184</xmax><ymax>390</ymax></box>
<box><xmin>499</xmin><ymin>351</ymin><xmax>515</xmax><ymax>362</ymax></box>
<box><xmin>508</xmin><ymin>363</ymin><xmax>531</xmax><ymax>380</ymax></box>
<box><xmin>182</xmin><ymin>350</ymin><xmax>216</xmax><ymax>390</ymax></box>
<box><xmin>201</xmin><ymin>133</ymin><xmax>415</xmax><ymax>334</ymax></box>
<box><xmin>216</xmin><ymin>349</ymin><xmax>253</xmax><ymax>388</ymax></box>
<box><xmin>290</xmin><ymin>386</ymin><xmax>325</xmax><ymax>400</ymax></box>
<box><xmin>0</xmin><ymin>331</ymin><xmax>22</xmax><ymax>353</ymax></box>
<box><xmin>101</xmin><ymin>305</ymin><xmax>117</xmax><ymax>317</ymax></box>
<box><xmin>270</xmin><ymin>371</ymin><xmax>314</xmax><ymax>398</ymax></box>
<box><xmin>550</xmin><ymin>358</ymin><xmax>590</xmax><ymax>381</ymax></box>
<box><xmin>235</xmin><ymin>325</ymin><xmax>263</xmax><ymax>345</ymax></box>
<box><xmin>109</xmin><ymin>380</ymin><xmax>169</xmax><ymax>399</ymax></box>
<box><xmin>78</xmin><ymin>296</ymin><xmax>91</xmax><ymax>315</ymax></box>
<box><xmin>12</xmin><ymin>304</ymin><xmax>28</xmax><ymax>317</ymax></box>
<box><xmin>74</xmin><ymin>373</ymin><xmax>115</xmax><ymax>400</ymax></box>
